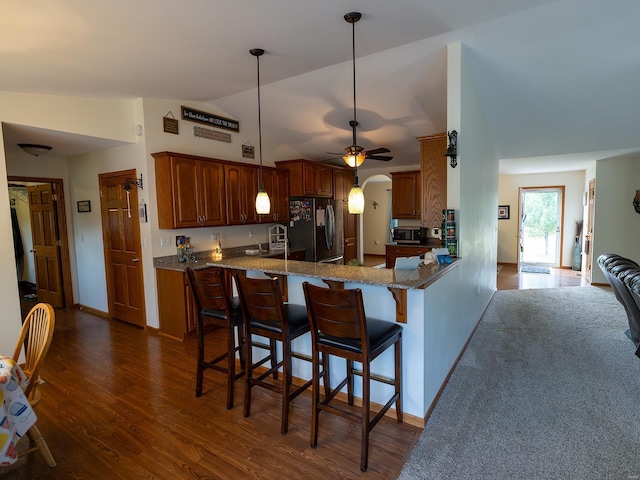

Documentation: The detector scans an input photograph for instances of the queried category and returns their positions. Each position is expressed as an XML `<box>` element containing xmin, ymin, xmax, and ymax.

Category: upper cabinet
<box><xmin>153</xmin><ymin>152</ymin><xmax>226</xmax><ymax>229</ymax></box>
<box><xmin>391</xmin><ymin>171</ymin><xmax>421</xmax><ymax>219</ymax></box>
<box><xmin>225</xmin><ymin>163</ymin><xmax>259</xmax><ymax>225</ymax></box>
<box><xmin>260</xmin><ymin>168</ymin><xmax>290</xmax><ymax>223</ymax></box>
<box><xmin>275</xmin><ymin>159</ymin><xmax>333</xmax><ymax>198</ymax></box>
<box><xmin>418</xmin><ymin>133</ymin><xmax>447</xmax><ymax>229</ymax></box>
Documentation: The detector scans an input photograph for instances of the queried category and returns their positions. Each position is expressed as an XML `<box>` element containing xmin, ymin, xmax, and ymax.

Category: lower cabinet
<box><xmin>385</xmin><ymin>244</ymin><xmax>434</xmax><ymax>269</ymax></box>
<box><xmin>156</xmin><ymin>268</ymin><xmax>198</xmax><ymax>340</ymax></box>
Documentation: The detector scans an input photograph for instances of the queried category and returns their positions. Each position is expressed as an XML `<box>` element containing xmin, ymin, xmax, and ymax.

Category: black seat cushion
<box><xmin>318</xmin><ymin>318</ymin><xmax>402</xmax><ymax>354</ymax></box>
<box><xmin>248</xmin><ymin>303</ymin><xmax>309</xmax><ymax>336</ymax></box>
<box><xmin>200</xmin><ymin>296</ymin><xmax>242</xmax><ymax>325</ymax></box>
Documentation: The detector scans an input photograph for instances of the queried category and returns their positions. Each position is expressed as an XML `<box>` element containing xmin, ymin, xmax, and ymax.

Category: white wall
<box><xmin>362</xmin><ymin>176</ymin><xmax>392</xmax><ymax>256</ymax></box>
<box><xmin>497</xmin><ymin>170</ymin><xmax>586</xmax><ymax>266</ymax></box>
<box><xmin>0</xmin><ymin>92</ymin><xmax>138</xmax><ymax>353</ymax></box>
<box><xmin>591</xmin><ymin>156</ymin><xmax>640</xmax><ymax>284</ymax></box>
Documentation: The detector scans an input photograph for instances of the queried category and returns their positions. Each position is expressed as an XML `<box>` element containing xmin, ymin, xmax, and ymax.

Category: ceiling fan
<box><xmin>326</xmin><ymin>121</ymin><xmax>393</xmax><ymax>163</ymax></box>
<box><xmin>328</xmin><ymin>12</ymin><xmax>393</xmax><ymax>168</ymax></box>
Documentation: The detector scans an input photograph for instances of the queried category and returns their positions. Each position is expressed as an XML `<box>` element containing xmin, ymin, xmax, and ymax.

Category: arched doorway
<box><xmin>360</xmin><ymin>174</ymin><xmax>392</xmax><ymax>266</ymax></box>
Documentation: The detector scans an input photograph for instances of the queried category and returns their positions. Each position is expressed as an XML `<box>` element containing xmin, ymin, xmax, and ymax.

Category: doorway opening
<box><xmin>518</xmin><ymin>186</ymin><xmax>565</xmax><ymax>271</ymax></box>
<box><xmin>8</xmin><ymin>176</ymin><xmax>74</xmax><ymax>311</ymax></box>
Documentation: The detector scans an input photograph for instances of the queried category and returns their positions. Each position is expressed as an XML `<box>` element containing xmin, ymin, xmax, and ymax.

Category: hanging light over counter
<box><xmin>251</xmin><ymin>48</ymin><xmax>271</xmax><ymax>215</ymax></box>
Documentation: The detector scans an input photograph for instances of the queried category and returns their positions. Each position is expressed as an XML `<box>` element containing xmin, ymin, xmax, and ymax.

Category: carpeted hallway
<box><xmin>399</xmin><ymin>286</ymin><xmax>640</xmax><ymax>479</ymax></box>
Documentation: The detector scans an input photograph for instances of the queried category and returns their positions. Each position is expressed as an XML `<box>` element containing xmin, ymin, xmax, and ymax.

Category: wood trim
<box><xmin>387</xmin><ymin>287</ymin><xmax>407</xmax><ymax>323</ymax></box>
<box><xmin>77</xmin><ymin>304</ymin><xmax>109</xmax><ymax>318</ymax></box>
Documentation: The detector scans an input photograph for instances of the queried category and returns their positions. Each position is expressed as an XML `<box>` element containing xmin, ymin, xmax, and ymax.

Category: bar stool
<box><xmin>186</xmin><ymin>267</ymin><xmax>245</xmax><ymax>409</ymax></box>
<box><xmin>234</xmin><ymin>274</ymin><xmax>313</xmax><ymax>434</ymax></box>
<box><xmin>302</xmin><ymin>281</ymin><xmax>403</xmax><ymax>472</ymax></box>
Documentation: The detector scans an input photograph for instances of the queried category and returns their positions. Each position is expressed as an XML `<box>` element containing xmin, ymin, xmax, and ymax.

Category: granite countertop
<box><xmin>203</xmin><ymin>256</ymin><xmax>459</xmax><ymax>290</ymax></box>
<box><xmin>153</xmin><ymin>247</ymin><xmax>306</xmax><ymax>272</ymax></box>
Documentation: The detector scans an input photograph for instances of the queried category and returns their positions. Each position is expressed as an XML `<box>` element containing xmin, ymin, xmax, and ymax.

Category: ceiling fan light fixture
<box><xmin>18</xmin><ymin>143</ymin><xmax>52</xmax><ymax>156</ymax></box>
<box><xmin>343</xmin><ymin>145</ymin><xmax>366</xmax><ymax>167</ymax></box>
<box><xmin>251</xmin><ymin>47</ymin><xmax>271</xmax><ymax>215</ymax></box>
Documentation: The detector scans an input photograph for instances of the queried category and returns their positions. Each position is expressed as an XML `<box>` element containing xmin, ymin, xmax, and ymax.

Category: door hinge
<box><xmin>52</xmin><ymin>193</ymin><xmax>58</xmax><ymax>202</ymax></box>
<box><xmin>56</xmin><ymin>240</ymin><xmax>61</xmax><ymax>247</ymax></box>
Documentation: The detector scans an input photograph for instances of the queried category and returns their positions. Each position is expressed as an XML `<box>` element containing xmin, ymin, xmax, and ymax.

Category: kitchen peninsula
<box><xmin>203</xmin><ymin>254</ymin><xmax>459</xmax><ymax>425</ymax></box>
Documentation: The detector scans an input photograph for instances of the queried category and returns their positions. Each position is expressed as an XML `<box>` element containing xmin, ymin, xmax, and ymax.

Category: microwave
<box><xmin>392</xmin><ymin>227</ymin><xmax>427</xmax><ymax>244</ymax></box>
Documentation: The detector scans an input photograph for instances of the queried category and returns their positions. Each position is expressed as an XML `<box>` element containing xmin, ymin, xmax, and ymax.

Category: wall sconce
<box><xmin>123</xmin><ymin>174</ymin><xmax>143</xmax><ymax>191</ymax></box>
<box><xmin>444</xmin><ymin>130</ymin><xmax>458</xmax><ymax>168</ymax></box>
<box><xmin>18</xmin><ymin>143</ymin><xmax>52</xmax><ymax>156</ymax></box>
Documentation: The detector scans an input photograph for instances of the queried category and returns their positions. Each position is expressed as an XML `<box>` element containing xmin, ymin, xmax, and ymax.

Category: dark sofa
<box><xmin>597</xmin><ymin>253</ymin><xmax>640</xmax><ymax>358</ymax></box>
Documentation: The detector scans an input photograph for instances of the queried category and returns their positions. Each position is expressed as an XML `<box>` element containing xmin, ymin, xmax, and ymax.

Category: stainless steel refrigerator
<box><xmin>288</xmin><ymin>197</ymin><xmax>343</xmax><ymax>263</ymax></box>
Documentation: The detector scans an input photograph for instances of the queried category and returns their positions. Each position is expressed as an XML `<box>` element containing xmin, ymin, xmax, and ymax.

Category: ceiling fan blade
<box><xmin>365</xmin><ymin>147</ymin><xmax>390</xmax><ymax>155</ymax></box>
<box><xmin>367</xmin><ymin>155</ymin><xmax>393</xmax><ymax>161</ymax></box>
<box><xmin>326</xmin><ymin>152</ymin><xmax>345</xmax><ymax>156</ymax></box>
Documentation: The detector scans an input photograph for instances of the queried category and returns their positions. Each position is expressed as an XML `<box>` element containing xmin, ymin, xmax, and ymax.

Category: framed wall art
<box><xmin>77</xmin><ymin>200</ymin><xmax>91</xmax><ymax>213</ymax></box>
<box><xmin>498</xmin><ymin>205</ymin><xmax>510</xmax><ymax>220</ymax></box>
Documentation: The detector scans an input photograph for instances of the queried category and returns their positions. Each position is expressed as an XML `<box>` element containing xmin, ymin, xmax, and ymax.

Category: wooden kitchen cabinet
<box><xmin>334</xmin><ymin>168</ymin><xmax>357</xmax><ymax>263</ymax></box>
<box><xmin>418</xmin><ymin>133</ymin><xmax>447</xmax><ymax>229</ymax></box>
<box><xmin>225</xmin><ymin>163</ymin><xmax>259</xmax><ymax>225</ymax></box>
<box><xmin>391</xmin><ymin>171</ymin><xmax>421</xmax><ymax>219</ymax></box>
<box><xmin>260</xmin><ymin>168</ymin><xmax>290</xmax><ymax>223</ymax></box>
<box><xmin>156</xmin><ymin>268</ymin><xmax>198</xmax><ymax>340</ymax></box>
<box><xmin>275</xmin><ymin>159</ymin><xmax>333</xmax><ymax>198</ymax></box>
<box><xmin>153</xmin><ymin>152</ymin><xmax>226</xmax><ymax>229</ymax></box>
<box><xmin>385</xmin><ymin>244</ymin><xmax>433</xmax><ymax>269</ymax></box>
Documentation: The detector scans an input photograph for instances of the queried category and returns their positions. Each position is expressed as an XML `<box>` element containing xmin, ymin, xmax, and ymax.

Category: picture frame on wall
<box><xmin>77</xmin><ymin>200</ymin><xmax>91</xmax><ymax>213</ymax></box>
<box><xmin>498</xmin><ymin>205</ymin><xmax>510</xmax><ymax>220</ymax></box>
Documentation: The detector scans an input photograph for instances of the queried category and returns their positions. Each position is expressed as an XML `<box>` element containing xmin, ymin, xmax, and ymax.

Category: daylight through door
<box><xmin>518</xmin><ymin>187</ymin><xmax>564</xmax><ymax>269</ymax></box>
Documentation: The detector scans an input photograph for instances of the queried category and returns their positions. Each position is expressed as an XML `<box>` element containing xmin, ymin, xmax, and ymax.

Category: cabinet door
<box><xmin>273</xmin><ymin>169</ymin><xmax>290</xmax><ymax>222</ymax></box>
<box><xmin>316</xmin><ymin>165</ymin><xmax>334</xmax><ymax>197</ymax></box>
<box><xmin>302</xmin><ymin>163</ymin><xmax>318</xmax><ymax>196</ymax></box>
<box><xmin>391</xmin><ymin>171</ymin><xmax>420</xmax><ymax>219</ymax></box>
<box><xmin>226</xmin><ymin>164</ymin><xmax>259</xmax><ymax>225</ymax></box>
<box><xmin>200</xmin><ymin>160</ymin><xmax>226</xmax><ymax>226</ymax></box>
<box><xmin>419</xmin><ymin>133</ymin><xmax>447</xmax><ymax>228</ymax></box>
<box><xmin>172</xmin><ymin>156</ymin><xmax>201</xmax><ymax>228</ymax></box>
<box><xmin>260</xmin><ymin>169</ymin><xmax>290</xmax><ymax>223</ymax></box>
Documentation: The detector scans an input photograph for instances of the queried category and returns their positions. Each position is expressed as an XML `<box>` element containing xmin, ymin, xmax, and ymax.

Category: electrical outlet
<box><xmin>249</xmin><ymin>229</ymin><xmax>254</xmax><ymax>238</ymax></box>
<box><xmin>160</xmin><ymin>237</ymin><xmax>171</xmax><ymax>247</ymax></box>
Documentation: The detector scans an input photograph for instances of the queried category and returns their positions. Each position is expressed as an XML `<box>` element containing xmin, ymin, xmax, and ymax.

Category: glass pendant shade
<box><xmin>343</xmin><ymin>151</ymin><xmax>366</xmax><ymax>168</ymax></box>
<box><xmin>255</xmin><ymin>188</ymin><xmax>271</xmax><ymax>215</ymax></box>
<box><xmin>348</xmin><ymin>184</ymin><xmax>365</xmax><ymax>214</ymax></box>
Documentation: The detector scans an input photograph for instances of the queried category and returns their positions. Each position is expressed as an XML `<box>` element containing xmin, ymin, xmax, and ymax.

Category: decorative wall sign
<box><xmin>242</xmin><ymin>142</ymin><xmax>255</xmax><ymax>159</ymax></box>
<box><xmin>193</xmin><ymin>126</ymin><xmax>232</xmax><ymax>143</ymax></box>
<box><xmin>163</xmin><ymin>111</ymin><xmax>179</xmax><ymax>134</ymax></box>
<box><xmin>181</xmin><ymin>106</ymin><xmax>239</xmax><ymax>133</ymax></box>
<box><xmin>77</xmin><ymin>200</ymin><xmax>91</xmax><ymax>213</ymax></box>
<box><xmin>498</xmin><ymin>205</ymin><xmax>510</xmax><ymax>220</ymax></box>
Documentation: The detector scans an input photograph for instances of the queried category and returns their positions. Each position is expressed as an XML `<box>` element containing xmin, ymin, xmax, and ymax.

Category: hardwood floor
<box><xmin>497</xmin><ymin>263</ymin><xmax>587</xmax><ymax>290</ymax></box>
<box><xmin>7</xmin><ymin>308</ymin><xmax>421</xmax><ymax>479</ymax></box>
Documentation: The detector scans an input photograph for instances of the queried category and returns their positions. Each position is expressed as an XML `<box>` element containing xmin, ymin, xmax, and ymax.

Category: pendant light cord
<box><xmin>351</xmin><ymin>18</ymin><xmax>357</xmax><ymax>147</ymax></box>
<box><xmin>256</xmin><ymin>53</ymin><xmax>264</xmax><ymax>190</ymax></box>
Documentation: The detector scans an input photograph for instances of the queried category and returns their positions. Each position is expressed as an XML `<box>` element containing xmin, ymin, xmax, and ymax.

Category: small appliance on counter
<box><xmin>392</xmin><ymin>227</ymin><xmax>428</xmax><ymax>245</ymax></box>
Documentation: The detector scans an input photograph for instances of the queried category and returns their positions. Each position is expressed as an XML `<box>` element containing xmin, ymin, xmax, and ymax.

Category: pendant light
<box><xmin>345</xmin><ymin>12</ymin><xmax>365</xmax><ymax>214</ymax></box>
<box><xmin>343</xmin><ymin>12</ymin><xmax>366</xmax><ymax>169</ymax></box>
<box><xmin>251</xmin><ymin>48</ymin><xmax>271</xmax><ymax>215</ymax></box>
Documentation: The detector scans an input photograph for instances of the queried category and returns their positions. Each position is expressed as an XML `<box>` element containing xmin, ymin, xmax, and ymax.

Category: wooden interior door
<box><xmin>585</xmin><ymin>178</ymin><xmax>595</xmax><ymax>283</ymax></box>
<box><xmin>28</xmin><ymin>184</ymin><xmax>65</xmax><ymax>308</ymax></box>
<box><xmin>99</xmin><ymin>170</ymin><xmax>146</xmax><ymax>327</ymax></box>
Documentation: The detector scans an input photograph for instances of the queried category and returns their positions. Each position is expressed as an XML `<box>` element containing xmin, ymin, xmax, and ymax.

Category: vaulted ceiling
<box><xmin>2</xmin><ymin>0</ymin><xmax>639</xmax><ymax>173</ymax></box>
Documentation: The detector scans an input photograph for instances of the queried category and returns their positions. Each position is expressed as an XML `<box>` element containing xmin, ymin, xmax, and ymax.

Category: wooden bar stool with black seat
<box><xmin>235</xmin><ymin>274</ymin><xmax>314</xmax><ymax>434</ymax></box>
<box><xmin>302</xmin><ymin>281</ymin><xmax>403</xmax><ymax>472</ymax></box>
<box><xmin>186</xmin><ymin>267</ymin><xmax>245</xmax><ymax>409</ymax></box>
